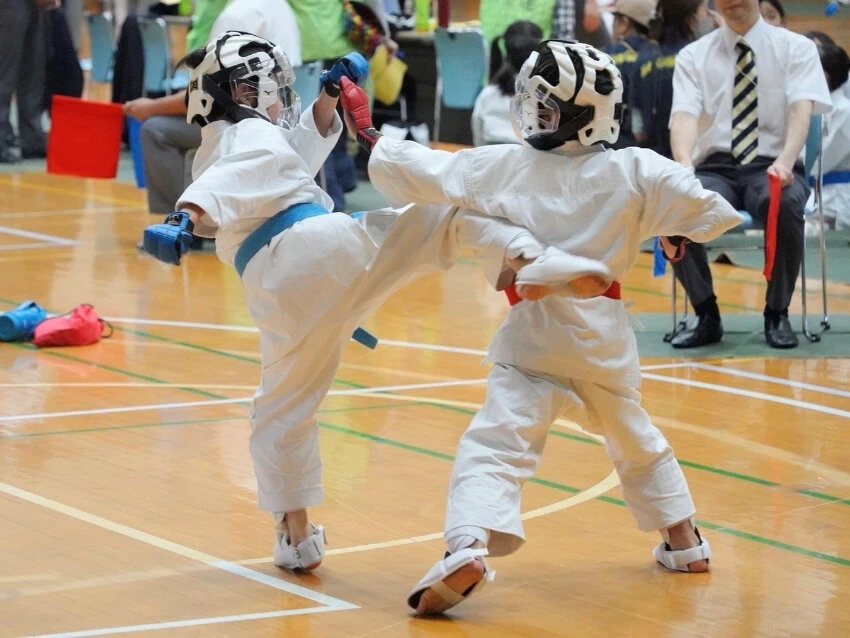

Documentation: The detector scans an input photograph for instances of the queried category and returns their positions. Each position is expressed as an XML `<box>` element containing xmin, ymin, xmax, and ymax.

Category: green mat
<box><xmin>633</xmin><ymin>313</ymin><xmax>850</xmax><ymax>359</ymax></box>
<box><xmin>641</xmin><ymin>233</ymin><xmax>850</xmax><ymax>285</ymax></box>
<box><xmin>707</xmin><ymin>233</ymin><xmax>850</xmax><ymax>286</ymax></box>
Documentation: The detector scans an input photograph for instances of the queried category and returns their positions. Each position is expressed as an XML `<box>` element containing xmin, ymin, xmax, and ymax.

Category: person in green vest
<box><xmin>289</xmin><ymin>0</ymin><xmax>397</xmax><ymax>211</ymax></box>
<box><xmin>480</xmin><ymin>0</ymin><xmax>556</xmax><ymax>43</ymax></box>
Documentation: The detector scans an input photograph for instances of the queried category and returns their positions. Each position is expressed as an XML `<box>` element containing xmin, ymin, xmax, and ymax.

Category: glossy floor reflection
<box><xmin>1</xmin><ymin>174</ymin><xmax>850</xmax><ymax>637</ymax></box>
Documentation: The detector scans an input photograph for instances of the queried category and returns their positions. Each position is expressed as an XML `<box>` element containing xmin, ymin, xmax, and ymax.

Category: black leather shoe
<box><xmin>0</xmin><ymin>147</ymin><xmax>19</xmax><ymax>164</ymax></box>
<box><xmin>21</xmin><ymin>148</ymin><xmax>46</xmax><ymax>160</ymax></box>
<box><xmin>670</xmin><ymin>314</ymin><xmax>723</xmax><ymax>348</ymax></box>
<box><xmin>765</xmin><ymin>315</ymin><xmax>799</xmax><ymax>349</ymax></box>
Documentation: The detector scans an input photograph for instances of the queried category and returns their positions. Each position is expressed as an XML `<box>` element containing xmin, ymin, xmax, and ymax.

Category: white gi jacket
<box><xmin>369</xmin><ymin>139</ymin><xmax>743</xmax><ymax>385</ymax></box>
<box><xmin>178</xmin><ymin>109</ymin><xmax>341</xmax><ymax>267</ymax></box>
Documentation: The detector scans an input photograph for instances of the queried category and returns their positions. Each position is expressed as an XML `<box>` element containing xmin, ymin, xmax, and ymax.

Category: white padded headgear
<box><xmin>512</xmin><ymin>40</ymin><xmax>624</xmax><ymax>148</ymax></box>
<box><xmin>185</xmin><ymin>31</ymin><xmax>299</xmax><ymax>129</ymax></box>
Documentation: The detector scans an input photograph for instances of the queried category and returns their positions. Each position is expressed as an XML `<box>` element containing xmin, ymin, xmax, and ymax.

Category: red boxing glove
<box><xmin>340</xmin><ymin>77</ymin><xmax>373</xmax><ymax>130</ymax></box>
<box><xmin>340</xmin><ymin>77</ymin><xmax>382</xmax><ymax>152</ymax></box>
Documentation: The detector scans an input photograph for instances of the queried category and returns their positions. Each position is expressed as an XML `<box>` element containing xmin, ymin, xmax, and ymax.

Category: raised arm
<box><xmin>339</xmin><ymin>77</ymin><xmax>475</xmax><ymax>209</ymax></box>
<box><xmin>287</xmin><ymin>53</ymin><xmax>370</xmax><ymax>175</ymax></box>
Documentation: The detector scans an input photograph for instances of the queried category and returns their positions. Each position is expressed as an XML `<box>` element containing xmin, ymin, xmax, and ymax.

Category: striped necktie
<box><xmin>732</xmin><ymin>40</ymin><xmax>758</xmax><ymax>164</ymax></box>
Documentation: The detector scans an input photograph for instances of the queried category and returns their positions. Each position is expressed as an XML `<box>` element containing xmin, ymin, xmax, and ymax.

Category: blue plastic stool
<box><xmin>127</xmin><ymin>116</ymin><xmax>146</xmax><ymax>189</ymax></box>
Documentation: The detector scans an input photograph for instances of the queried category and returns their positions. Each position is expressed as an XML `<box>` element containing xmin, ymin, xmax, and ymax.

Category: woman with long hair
<box><xmin>471</xmin><ymin>20</ymin><xmax>544</xmax><ymax>146</ymax></box>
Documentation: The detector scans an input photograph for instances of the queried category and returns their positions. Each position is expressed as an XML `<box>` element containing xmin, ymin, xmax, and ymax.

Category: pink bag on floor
<box><xmin>33</xmin><ymin>304</ymin><xmax>113</xmax><ymax>347</ymax></box>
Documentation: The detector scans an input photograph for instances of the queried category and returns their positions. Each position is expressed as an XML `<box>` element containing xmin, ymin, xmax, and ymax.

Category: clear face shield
<box><xmin>510</xmin><ymin>53</ymin><xmax>561</xmax><ymax>142</ymax></box>
<box><xmin>230</xmin><ymin>50</ymin><xmax>301</xmax><ymax>130</ymax></box>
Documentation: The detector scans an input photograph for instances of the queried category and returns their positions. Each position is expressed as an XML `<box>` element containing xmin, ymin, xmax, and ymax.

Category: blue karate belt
<box><xmin>233</xmin><ymin>203</ymin><xmax>378</xmax><ymax>350</ymax></box>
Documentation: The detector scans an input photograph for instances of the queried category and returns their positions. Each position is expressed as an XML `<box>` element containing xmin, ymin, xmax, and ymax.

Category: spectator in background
<box><xmin>805</xmin><ymin>30</ymin><xmax>850</xmax><ymax>99</ymax></box>
<box><xmin>632</xmin><ymin>0</ymin><xmax>714</xmax><ymax>158</ymax></box>
<box><xmin>668</xmin><ymin>0</ymin><xmax>832</xmax><ymax>349</ymax></box>
<box><xmin>123</xmin><ymin>0</ymin><xmax>301</xmax><ymax>216</ymax></box>
<box><xmin>480</xmin><ymin>0</ymin><xmax>555</xmax><ymax>43</ymax></box>
<box><xmin>603</xmin><ymin>0</ymin><xmax>658</xmax><ymax>149</ymax></box>
<box><xmin>289</xmin><ymin>0</ymin><xmax>396</xmax><ymax>212</ymax></box>
<box><xmin>811</xmin><ymin>42</ymin><xmax>850</xmax><ymax>231</ymax></box>
<box><xmin>759</xmin><ymin>0</ymin><xmax>785</xmax><ymax>28</ymax></box>
<box><xmin>552</xmin><ymin>0</ymin><xmax>613</xmax><ymax>48</ymax></box>
<box><xmin>0</xmin><ymin>0</ymin><xmax>57</xmax><ymax>163</ymax></box>
<box><xmin>471</xmin><ymin>21</ymin><xmax>543</xmax><ymax>147</ymax></box>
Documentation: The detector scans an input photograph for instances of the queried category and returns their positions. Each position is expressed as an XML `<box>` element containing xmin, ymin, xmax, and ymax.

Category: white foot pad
<box><xmin>273</xmin><ymin>524</ymin><xmax>327</xmax><ymax>570</ymax></box>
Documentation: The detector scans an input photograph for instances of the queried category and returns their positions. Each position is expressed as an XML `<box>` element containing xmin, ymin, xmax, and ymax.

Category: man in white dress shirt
<box><xmin>668</xmin><ymin>0</ymin><xmax>831</xmax><ymax>349</ymax></box>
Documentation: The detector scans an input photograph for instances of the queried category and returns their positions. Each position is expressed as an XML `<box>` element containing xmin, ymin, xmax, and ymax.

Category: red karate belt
<box><xmin>762</xmin><ymin>173</ymin><xmax>783</xmax><ymax>282</ymax></box>
<box><xmin>505</xmin><ymin>281</ymin><xmax>621</xmax><ymax>306</ymax></box>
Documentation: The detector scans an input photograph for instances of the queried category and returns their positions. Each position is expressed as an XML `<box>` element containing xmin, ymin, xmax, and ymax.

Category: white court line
<box><xmin>0</xmin><ymin>206</ymin><xmax>144</xmax><ymax>220</ymax></box>
<box><xmin>0</xmin><ymin>383</ymin><xmax>258</xmax><ymax>391</ymax></box>
<box><xmin>25</xmin><ymin>607</ymin><xmax>339</xmax><ymax>638</ymax></box>
<box><xmin>0</xmin><ymin>572</ymin><xmax>60</xmax><ymax>584</ymax></box>
<box><xmin>0</xmin><ymin>225</ymin><xmax>77</xmax><ymax>246</ymax></box>
<box><xmin>0</xmin><ymin>379</ymin><xmax>488</xmax><ymax>423</ymax></box>
<box><xmin>0</xmin><ymin>243</ymin><xmax>66</xmax><ymax>252</ymax></box>
<box><xmin>686</xmin><ymin>362</ymin><xmax>850</xmax><ymax>399</ymax></box>
<box><xmin>102</xmin><ymin>317</ymin><xmax>260</xmax><ymax>333</ymax></box>
<box><xmin>239</xmin><ymin>469</ymin><xmax>620</xmax><ymax>567</ymax></box>
<box><xmin>331</xmin><ymin>379</ymin><xmax>486</xmax><ymax>396</ymax></box>
<box><xmin>98</xmin><ymin>316</ymin><xmax>698</xmax><ymax>371</ymax></box>
<box><xmin>642</xmin><ymin>373</ymin><xmax>850</xmax><ymax>420</ymax></box>
<box><xmin>0</xmin><ymin>397</ymin><xmax>251</xmax><ymax>423</ymax></box>
<box><xmin>0</xmin><ymin>481</ymin><xmax>357</xmax><ymax>612</ymax></box>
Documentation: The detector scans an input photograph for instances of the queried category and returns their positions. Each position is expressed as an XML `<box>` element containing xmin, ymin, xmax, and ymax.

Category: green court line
<box><xmin>633</xmin><ymin>262</ymin><xmax>850</xmax><ymax>302</ymax></box>
<box><xmin>0</xmin><ymin>416</ymin><xmax>241</xmax><ymax>440</ymax></box>
<box><xmin>317</xmin><ymin>420</ymin><xmax>850</xmax><ymax>569</ymax></box>
<box><xmin>8</xmin><ymin>343</ymin><xmax>221</xmax><ymax>400</ymax></box>
<box><xmin>0</xmin><ymin>403</ymin><xmax>422</xmax><ymax>441</ymax></box>
<box><xmin>118</xmin><ymin>326</ymin><xmax>261</xmax><ymax>365</ymax></box>
<box><xmin>548</xmin><ymin>430</ymin><xmax>850</xmax><ymax>506</ymax></box>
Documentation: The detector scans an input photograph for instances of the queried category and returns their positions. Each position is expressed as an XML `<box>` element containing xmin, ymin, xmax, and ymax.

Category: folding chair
<box><xmin>665</xmin><ymin>114</ymin><xmax>829</xmax><ymax>343</ymax></box>
<box><xmin>801</xmin><ymin>114</ymin><xmax>830</xmax><ymax>341</ymax></box>
<box><xmin>85</xmin><ymin>13</ymin><xmax>115</xmax><ymax>84</ymax></box>
<box><xmin>432</xmin><ymin>27</ymin><xmax>488</xmax><ymax>142</ymax></box>
<box><xmin>137</xmin><ymin>17</ymin><xmax>190</xmax><ymax>97</ymax></box>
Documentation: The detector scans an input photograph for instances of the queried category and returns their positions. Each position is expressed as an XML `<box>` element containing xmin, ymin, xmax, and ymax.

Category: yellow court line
<box><xmin>0</xmin><ymin>176</ymin><xmax>145</xmax><ymax>208</ymax></box>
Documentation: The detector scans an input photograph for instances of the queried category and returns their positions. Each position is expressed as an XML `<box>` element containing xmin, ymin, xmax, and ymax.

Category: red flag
<box><xmin>763</xmin><ymin>173</ymin><xmax>783</xmax><ymax>281</ymax></box>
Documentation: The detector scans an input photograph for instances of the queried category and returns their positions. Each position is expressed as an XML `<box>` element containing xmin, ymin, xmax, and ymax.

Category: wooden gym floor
<box><xmin>1</xmin><ymin>172</ymin><xmax>850</xmax><ymax>637</ymax></box>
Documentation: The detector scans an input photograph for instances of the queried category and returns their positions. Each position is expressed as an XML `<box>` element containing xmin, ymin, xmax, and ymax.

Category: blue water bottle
<box><xmin>0</xmin><ymin>301</ymin><xmax>48</xmax><ymax>342</ymax></box>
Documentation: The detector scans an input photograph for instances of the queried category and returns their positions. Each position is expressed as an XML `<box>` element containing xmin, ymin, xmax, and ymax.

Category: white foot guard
<box><xmin>407</xmin><ymin>547</ymin><xmax>495</xmax><ymax>615</ymax></box>
<box><xmin>515</xmin><ymin>246</ymin><xmax>612</xmax><ymax>298</ymax></box>
<box><xmin>273</xmin><ymin>524</ymin><xmax>327</xmax><ymax>571</ymax></box>
<box><xmin>653</xmin><ymin>532</ymin><xmax>712</xmax><ymax>572</ymax></box>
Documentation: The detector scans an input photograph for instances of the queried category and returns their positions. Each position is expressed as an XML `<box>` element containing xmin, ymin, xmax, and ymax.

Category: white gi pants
<box><xmin>242</xmin><ymin>204</ymin><xmax>531</xmax><ymax>513</ymax></box>
<box><xmin>446</xmin><ymin>363</ymin><xmax>696</xmax><ymax>557</ymax></box>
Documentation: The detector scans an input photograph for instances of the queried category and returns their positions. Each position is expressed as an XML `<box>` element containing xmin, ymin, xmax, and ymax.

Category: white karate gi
<box><xmin>368</xmin><ymin>138</ymin><xmax>743</xmax><ymax>555</ymax></box>
<box><xmin>178</xmin><ymin>109</ymin><xmax>544</xmax><ymax>515</ymax></box>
